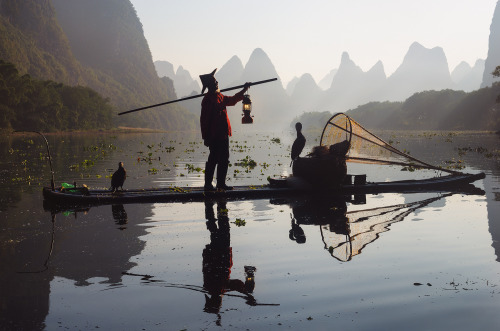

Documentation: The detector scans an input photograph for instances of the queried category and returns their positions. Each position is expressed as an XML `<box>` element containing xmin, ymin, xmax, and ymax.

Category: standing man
<box><xmin>199</xmin><ymin>69</ymin><xmax>250</xmax><ymax>191</ymax></box>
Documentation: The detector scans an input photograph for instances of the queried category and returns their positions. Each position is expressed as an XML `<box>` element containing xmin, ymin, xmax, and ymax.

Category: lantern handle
<box><xmin>118</xmin><ymin>78</ymin><xmax>278</xmax><ymax>116</ymax></box>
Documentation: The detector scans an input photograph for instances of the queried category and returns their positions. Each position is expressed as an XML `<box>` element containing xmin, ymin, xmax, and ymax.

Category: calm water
<box><xmin>1</xmin><ymin>129</ymin><xmax>499</xmax><ymax>330</ymax></box>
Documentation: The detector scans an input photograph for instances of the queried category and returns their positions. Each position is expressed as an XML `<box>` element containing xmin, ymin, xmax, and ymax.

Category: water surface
<box><xmin>1</xmin><ymin>130</ymin><xmax>499</xmax><ymax>330</ymax></box>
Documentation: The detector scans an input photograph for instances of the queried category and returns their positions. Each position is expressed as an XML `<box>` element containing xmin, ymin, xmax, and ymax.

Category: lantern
<box><xmin>241</xmin><ymin>94</ymin><xmax>253</xmax><ymax>124</ymax></box>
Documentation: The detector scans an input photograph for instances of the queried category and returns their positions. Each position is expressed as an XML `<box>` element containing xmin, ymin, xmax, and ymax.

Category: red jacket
<box><xmin>200</xmin><ymin>90</ymin><xmax>245</xmax><ymax>141</ymax></box>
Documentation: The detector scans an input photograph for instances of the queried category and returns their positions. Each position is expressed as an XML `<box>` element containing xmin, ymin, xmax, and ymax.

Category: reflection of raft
<box><xmin>43</xmin><ymin>172</ymin><xmax>485</xmax><ymax>209</ymax></box>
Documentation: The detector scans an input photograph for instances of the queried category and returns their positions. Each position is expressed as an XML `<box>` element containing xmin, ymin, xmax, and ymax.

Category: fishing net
<box><xmin>321</xmin><ymin>194</ymin><xmax>449</xmax><ymax>262</ymax></box>
<box><xmin>319</xmin><ymin>113</ymin><xmax>451</xmax><ymax>172</ymax></box>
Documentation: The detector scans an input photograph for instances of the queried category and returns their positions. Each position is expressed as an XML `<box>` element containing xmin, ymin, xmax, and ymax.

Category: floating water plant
<box><xmin>234</xmin><ymin>218</ymin><xmax>246</xmax><ymax>227</ymax></box>
<box><xmin>81</xmin><ymin>159</ymin><xmax>94</xmax><ymax>168</ymax></box>
<box><xmin>185</xmin><ymin>164</ymin><xmax>202</xmax><ymax>173</ymax></box>
<box><xmin>235</xmin><ymin>156</ymin><xmax>257</xmax><ymax>169</ymax></box>
<box><xmin>148</xmin><ymin>167</ymin><xmax>158</xmax><ymax>174</ymax></box>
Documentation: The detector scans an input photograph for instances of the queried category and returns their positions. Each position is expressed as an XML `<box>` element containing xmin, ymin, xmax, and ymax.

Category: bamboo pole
<box><xmin>118</xmin><ymin>78</ymin><xmax>278</xmax><ymax>116</ymax></box>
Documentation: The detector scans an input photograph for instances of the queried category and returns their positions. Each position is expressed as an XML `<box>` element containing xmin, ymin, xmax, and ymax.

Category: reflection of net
<box><xmin>321</xmin><ymin>194</ymin><xmax>449</xmax><ymax>262</ymax></box>
<box><xmin>320</xmin><ymin>113</ymin><xmax>449</xmax><ymax>171</ymax></box>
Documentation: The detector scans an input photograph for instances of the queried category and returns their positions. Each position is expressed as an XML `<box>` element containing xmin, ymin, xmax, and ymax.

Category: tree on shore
<box><xmin>494</xmin><ymin>65</ymin><xmax>500</xmax><ymax>103</ymax></box>
<box><xmin>0</xmin><ymin>60</ymin><xmax>114</xmax><ymax>132</ymax></box>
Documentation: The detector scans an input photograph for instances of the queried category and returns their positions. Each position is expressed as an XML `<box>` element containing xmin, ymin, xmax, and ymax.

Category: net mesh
<box><xmin>319</xmin><ymin>113</ymin><xmax>441</xmax><ymax>169</ymax></box>
<box><xmin>321</xmin><ymin>194</ymin><xmax>449</xmax><ymax>262</ymax></box>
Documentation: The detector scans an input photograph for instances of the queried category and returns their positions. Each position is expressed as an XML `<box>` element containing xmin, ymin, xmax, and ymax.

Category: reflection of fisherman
<box><xmin>200</xmin><ymin>69</ymin><xmax>250</xmax><ymax>191</ymax></box>
<box><xmin>202</xmin><ymin>200</ymin><xmax>257</xmax><ymax>318</ymax></box>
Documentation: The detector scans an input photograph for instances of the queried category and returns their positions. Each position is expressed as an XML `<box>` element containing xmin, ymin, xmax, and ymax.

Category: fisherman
<box><xmin>199</xmin><ymin>69</ymin><xmax>250</xmax><ymax>191</ymax></box>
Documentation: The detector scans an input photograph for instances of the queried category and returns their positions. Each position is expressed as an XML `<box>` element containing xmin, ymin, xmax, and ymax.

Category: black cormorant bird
<box><xmin>110</xmin><ymin>162</ymin><xmax>126</xmax><ymax>192</ymax></box>
<box><xmin>291</xmin><ymin>122</ymin><xmax>306</xmax><ymax>164</ymax></box>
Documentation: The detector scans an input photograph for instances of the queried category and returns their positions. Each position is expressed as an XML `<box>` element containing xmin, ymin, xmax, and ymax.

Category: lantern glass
<box><xmin>241</xmin><ymin>94</ymin><xmax>253</xmax><ymax>124</ymax></box>
<box><xmin>242</xmin><ymin>94</ymin><xmax>252</xmax><ymax>111</ymax></box>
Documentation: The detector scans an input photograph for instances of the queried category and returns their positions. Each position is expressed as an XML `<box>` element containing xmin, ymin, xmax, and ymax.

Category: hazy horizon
<box><xmin>130</xmin><ymin>0</ymin><xmax>497</xmax><ymax>85</ymax></box>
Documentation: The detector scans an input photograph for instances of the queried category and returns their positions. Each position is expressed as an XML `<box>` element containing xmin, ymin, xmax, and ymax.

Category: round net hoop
<box><xmin>318</xmin><ymin>112</ymin><xmax>457</xmax><ymax>173</ymax></box>
<box><xmin>320</xmin><ymin>113</ymin><xmax>353</xmax><ymax>149</ymax></box>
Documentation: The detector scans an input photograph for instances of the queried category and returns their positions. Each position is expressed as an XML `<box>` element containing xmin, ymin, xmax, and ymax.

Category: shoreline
<box><xmin>1</xmin><ymin>127</ymin><xmax>498</xmax><ymax>136</ymax></box>
<box><xmin>3</xmin><ymin>127</ymin><xmax>199</xmax><ymax>136</ymax></box>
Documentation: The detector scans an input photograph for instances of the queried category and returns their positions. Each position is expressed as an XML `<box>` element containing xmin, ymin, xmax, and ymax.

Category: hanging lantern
<box><xmin>241</xmin><ymin>94</ymin><xmax>253</xmax><ymax>124</ymax></box>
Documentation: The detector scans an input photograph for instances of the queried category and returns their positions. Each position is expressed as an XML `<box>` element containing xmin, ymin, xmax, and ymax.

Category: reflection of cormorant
<box><xmin>202</xmin><ymin>200</ymin><xmax>257</xmax><ymax>318</ymax></box>
<box><xmin>289</xmin><ymin>214</ymin><xmax>306</xmax><ymax>244</ymax></box>
<box><xmin>110</xmin><ymin>162</ymin><xmax>126</xmax><ymax>192</ymax></box>
<box><xmin>291</xmin><ymin>122</ymin><xmax>306</xmax><ymax>163</ymax></box>
<box><xmin>111</xmin><ymin>204</ymin><xmax>128</xmax><ymax>229</ymax></box>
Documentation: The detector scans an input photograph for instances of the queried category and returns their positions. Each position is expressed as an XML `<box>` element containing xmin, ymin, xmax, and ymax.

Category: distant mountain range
<box><xmin>1</xmin><ymin>0</ymin><xmax>497</xmax><ymax>132</ymax></box>
<box><xmin>155</xmin><ymin>40</ymin><xmax>492</xmax><ymax>130</ymax></box>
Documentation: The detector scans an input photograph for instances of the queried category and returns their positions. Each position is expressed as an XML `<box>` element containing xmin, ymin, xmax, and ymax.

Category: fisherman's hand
<box><xmin>243</xmin><ymin>82</ymin><xmax>251</xmax><ymax>93</ymax></box>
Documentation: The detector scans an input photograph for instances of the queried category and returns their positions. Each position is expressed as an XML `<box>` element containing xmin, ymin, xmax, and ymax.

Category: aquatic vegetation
<box><xmin>235</xmin><ymin>156</ymin><xmax>257</xmax><ymax>169</ymax></box>
<box><xmin>234</xmin><ymin>218</ymin><xmax>246</xmax><ymax>226</ymax></box>
<box><xmin>148</xmin><ymin>167</ymin><xmax>158</xmax><ymax>174</ymax></box>
<box><xmin>443</xmin><ymin>159</ymin><xmax>465</xmax><ymax>170</ymax></box>
<box><xmin>185</xmin><ymin>164</ymin><xmax>202</xmax><ymax>173</ymax></box>
<box><xmin>271</xmin><ymin>137</ymin><xmax>281</xmax><ymax>144</ymax></box>
<box><xmin>168</xmin><ymin>186</ymin><xmax>186</xmax><ymax>193</ymax></box>
<box><xmin>232</xmin><ymin>143</ymin><xmax>249</xmax><ymax>153</ymax></box>
<box><xmin>81</xmin><ymin>159</ymin><xmax>94</xmax><ymax>168</ymax></box>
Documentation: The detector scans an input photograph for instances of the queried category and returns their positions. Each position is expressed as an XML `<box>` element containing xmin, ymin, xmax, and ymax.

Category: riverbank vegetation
<box><xmin>0</xmin><ymin>60</ymin><xmax>113</xmax><ymax>132</ymax></box>
<box><xmin>293</xmin><ymin>80</ymin><xmax>500</xmax><ymax>132</ymax></box>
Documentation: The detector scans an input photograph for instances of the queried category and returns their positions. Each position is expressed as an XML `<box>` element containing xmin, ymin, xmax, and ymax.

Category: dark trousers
<box><xmin>205</xmin><ymin>138</ymin><xmax>229</xmax><ymax>187</ymax></box>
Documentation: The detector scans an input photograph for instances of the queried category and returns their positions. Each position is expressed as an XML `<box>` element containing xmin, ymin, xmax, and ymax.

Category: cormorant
<box><xmin>291</xmin><ymin>122</ymin><xmax>306</xmax><ymax>163</ymax></box>
<box><xmin>110</xmin><ymin>162</ymin><xmax>126</xmax><ymax>192</ymax></box>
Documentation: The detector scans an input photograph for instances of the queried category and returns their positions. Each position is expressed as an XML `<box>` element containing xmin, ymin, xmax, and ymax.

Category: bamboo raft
<box><xmin>42</xmin><ymin>172</ymin><xmax>485</xmax><ymax>208</ymax></box>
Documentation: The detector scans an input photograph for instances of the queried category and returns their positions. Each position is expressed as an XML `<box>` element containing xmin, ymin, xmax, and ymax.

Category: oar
<box><xmin>118</xmin><ymin>77</ymin><xmax>278</xmax><ymax>116</ymax></box>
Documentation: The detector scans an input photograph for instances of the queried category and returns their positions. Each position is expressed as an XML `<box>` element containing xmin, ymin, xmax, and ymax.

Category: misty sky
<box><xmin>130</xmin><ymin>0</ymin><xmax>498</xmax><ymax>85</ymax></box>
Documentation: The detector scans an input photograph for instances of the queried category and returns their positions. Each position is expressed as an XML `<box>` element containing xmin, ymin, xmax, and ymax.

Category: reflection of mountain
<box><xmin>0</xmin><ymin>203</ymin><xmax>154</xmax><ymax>328</ymax></box>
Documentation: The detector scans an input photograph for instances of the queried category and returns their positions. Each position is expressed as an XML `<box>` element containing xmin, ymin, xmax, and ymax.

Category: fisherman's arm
<box><xmin>222</xmin><ymin>82</ymin><xmax>250</xmax><ymax>107</ymax></box>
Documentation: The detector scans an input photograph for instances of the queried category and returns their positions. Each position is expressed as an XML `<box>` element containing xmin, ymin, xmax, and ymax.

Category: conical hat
<box><xmin>199</xmin><ymin>68</ymin><xmax>217</xmax><ymax>93</ymax></box>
